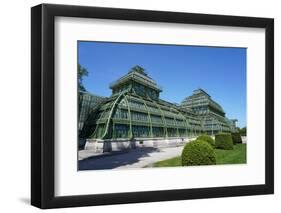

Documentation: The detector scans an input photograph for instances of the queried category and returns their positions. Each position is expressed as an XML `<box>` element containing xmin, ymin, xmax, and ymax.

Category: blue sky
<box><xmin>78</xmin><ymin>41</ymin><xmax>246</xmax><ymax>128</ymax></box>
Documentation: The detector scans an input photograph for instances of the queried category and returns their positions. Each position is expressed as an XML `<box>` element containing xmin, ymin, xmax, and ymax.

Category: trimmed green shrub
<box><xmin>231</xmin><ymin>132</ymin><xmax>242</xmax><ymax>144</ymax></box>
<box><xmin>197</xmin><ymin>135</ymin><xmax>215</xmax><ymax>147</ymax></box>
<box><xmin>181</xmin><ymin>140</ymin><xmax>216</xmax><ymax>166</ymax></box>
<box><xmin>215</xmin><ymin>133</ymin><xmax>233</xmax><ymax>150</ymax></box>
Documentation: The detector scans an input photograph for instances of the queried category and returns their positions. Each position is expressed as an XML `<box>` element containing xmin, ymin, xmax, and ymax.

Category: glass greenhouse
<box><xmin>78</xmin><ymin>91</ymin><xmax>107</xmax><ymax>133</ymax></box>
<box><xmin>181</xmin><ymin>88</ymin><xmax>237</xmax><ymax>135</ymax></box>
<box><xmin>79</xmin><ymin>66</ymin><xmax>237</xmax><ymax>141</ymax></box>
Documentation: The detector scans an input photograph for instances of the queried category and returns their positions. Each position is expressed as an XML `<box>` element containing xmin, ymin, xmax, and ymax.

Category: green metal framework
<box><xmin>80</xmin><ymin>67</ymin><xmax>237</xmax><ymax>140</ymax></box>
<box><xmin>78</xmin><ymin>91</ymin><xmax>107</xmax><ymax>133</ymax></box>
<box><xmin>181</xmin><ymin>88</ymin><xmax>237</xmax><ymax>135</ymax></box>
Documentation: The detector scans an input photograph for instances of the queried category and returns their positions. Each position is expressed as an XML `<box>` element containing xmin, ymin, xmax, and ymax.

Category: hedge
<box><xmin>181</xmin><ymin>140</ymin><xmax>216</xmax><ymax>166</ymax></box>
<box><xmin>231</xmin><ymin>132</ymin><xmax>242</xmax><ymax>144</ymax></box>
<box><xmin>215</xmin><ymin>133</ymin><xmax>233</xmax><ymax>150</ymax></box>
<box><xmin>197</xmin><ymin>135</ymin><xmax>215</xmax><ymax>147</ymax></box>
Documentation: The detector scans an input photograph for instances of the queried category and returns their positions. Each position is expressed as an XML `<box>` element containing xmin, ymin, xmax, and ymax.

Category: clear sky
<box><xmin>78</xmin><ymin>41</ymin><xmax>246</xmax><ymax>128</ymax></box>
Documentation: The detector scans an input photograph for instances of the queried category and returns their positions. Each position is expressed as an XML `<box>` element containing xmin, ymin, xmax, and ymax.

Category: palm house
<box><xmin>79</xmin><ymin>66</ymin><xmax>237</xmax><ymax>151</ymax></box>
<box><xmin>180</xmin><ymin>89</ymin><xmax>237</xmax><ymax>135</ymax></box>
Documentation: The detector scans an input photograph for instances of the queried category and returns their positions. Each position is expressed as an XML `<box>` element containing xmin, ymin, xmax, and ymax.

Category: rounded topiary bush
<box><xmin>231</xmin><ymin>132</ymin><xmax>242</xmax><ymax>144</ymax></box>
<box><xmin>215</xmin><ymin>133</ymin><xmax>233</xmax><ymax>150</ymax></box>
<box><xmin>181</xmin><ymin>140</ymin><xmax>216</xmax><ymax>166</ymax></box>
<box><xmin>197</xmin><ymin>135</ymin><xmax>215</xmax><ymax>147</ymax></box>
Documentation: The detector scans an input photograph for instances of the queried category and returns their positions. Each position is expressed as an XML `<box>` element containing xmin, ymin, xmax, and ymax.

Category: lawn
<box><xmin>153</xmin><ymin>144</ymin><xmax>246</xmax><ymax>167</ymax></box>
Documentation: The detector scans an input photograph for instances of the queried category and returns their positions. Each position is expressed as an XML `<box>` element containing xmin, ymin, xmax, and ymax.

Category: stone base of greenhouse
<box><xmin>84</xmin><ymin>137</ymin><xmax>194</xmax><ymax>153</ymax></box>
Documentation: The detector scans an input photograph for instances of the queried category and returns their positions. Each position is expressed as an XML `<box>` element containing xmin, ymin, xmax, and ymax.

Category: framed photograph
<box><xmin>31</xmin><ymin>3</ymin><xmax>274</xmax><ymax>209</ymax></box>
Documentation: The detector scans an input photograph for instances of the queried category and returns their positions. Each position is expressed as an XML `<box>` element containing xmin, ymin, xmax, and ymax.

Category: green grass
<box><xmin>215</xmin><ymin>143</ymin><xmax>246</xmax><ymax>164</ymax></box>
<box><xmin>152</xmin><ymin>156</ymin><xmax>182</xmax><ymax>167</ymax></box>
<box><xmin>153</xmin><ymin>144</ymin><xmax>246</xmax><ymax>167</ymax></box>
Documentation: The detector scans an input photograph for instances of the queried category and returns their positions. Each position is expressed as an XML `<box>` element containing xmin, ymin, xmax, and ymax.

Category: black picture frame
<box><xmin>31</xmin><ymin>3</ymin><xmax>274</xmax><ymax>209</ymax></box>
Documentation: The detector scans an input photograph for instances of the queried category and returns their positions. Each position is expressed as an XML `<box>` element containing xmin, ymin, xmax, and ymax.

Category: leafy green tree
<box><xmin>78</xmin><ymin>64</ymin><xmax>88</xmax><ymax>91</ymax></box>
<box><xmin>239</xmin><ymin>127</ymin><xmax>247</xmax><ymax>136</ymax></box>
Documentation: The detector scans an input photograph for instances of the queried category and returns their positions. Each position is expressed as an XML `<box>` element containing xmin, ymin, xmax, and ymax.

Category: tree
<box><xmin>239</xmin><ymin>127</ymin><xmax>247</xmax><ymax>136</ymax></box>
<box><xmin>78</xmin><ymin>64</ymin><xmax>88</xmax><ymax>91</ymax></box>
